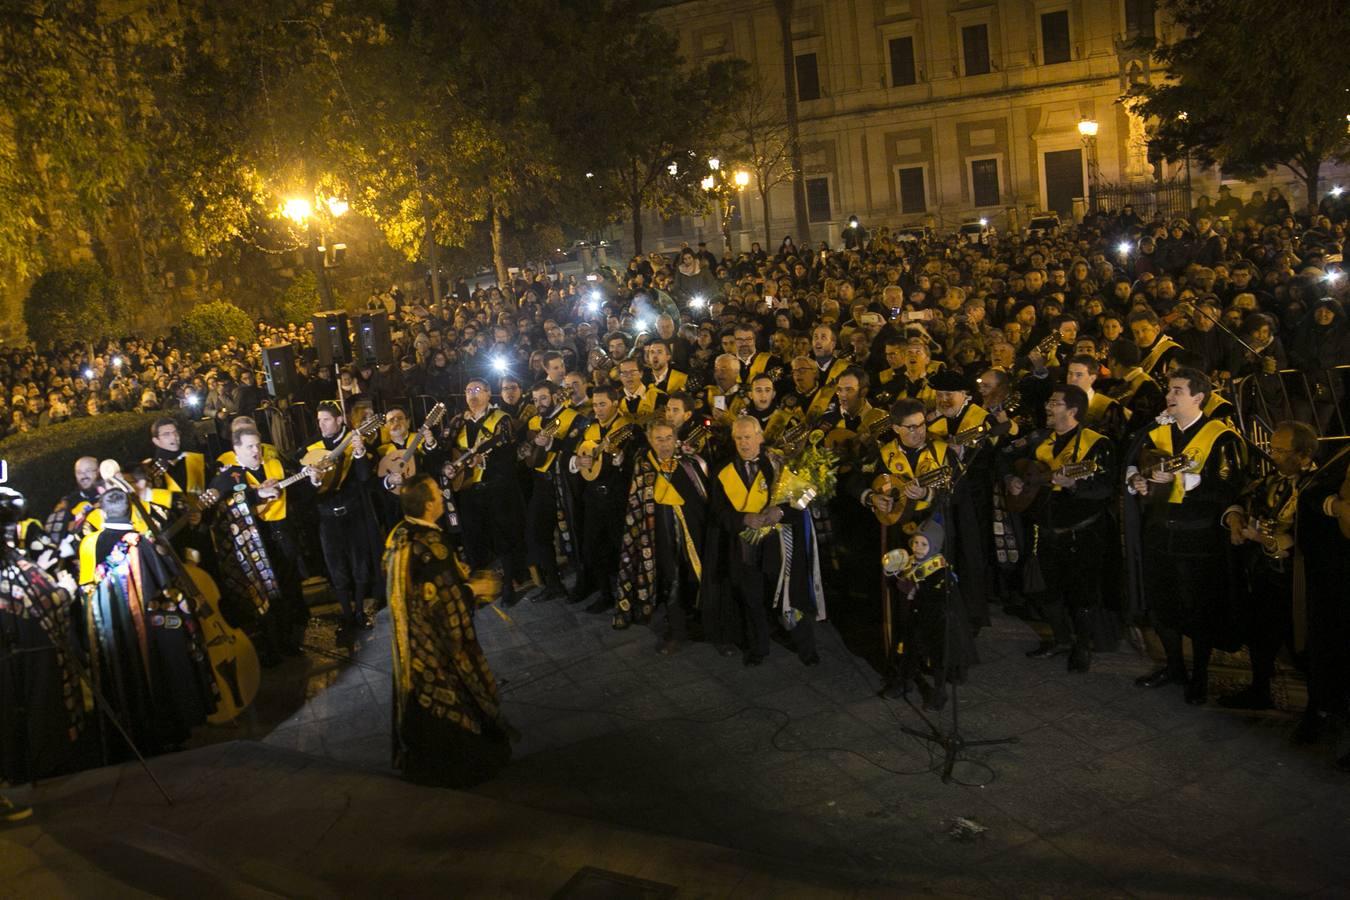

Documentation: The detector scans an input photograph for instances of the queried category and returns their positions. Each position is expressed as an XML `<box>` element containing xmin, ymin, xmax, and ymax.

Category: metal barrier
<box><xmin>1234</xmin><ymin>364</ymin><xmax>1350</xmax><ymax>467</ymax></box>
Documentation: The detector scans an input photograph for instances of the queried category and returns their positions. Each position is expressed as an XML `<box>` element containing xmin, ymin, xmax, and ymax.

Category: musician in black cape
<box><xmin>1</xmin><ymin>488</ymin><xmax>88</xmax><ymax>785</ymax></box>
<box><xmin>77</xmin><ymin>489</ymin><xmax>217</xmax><ymax>755</ymax></box>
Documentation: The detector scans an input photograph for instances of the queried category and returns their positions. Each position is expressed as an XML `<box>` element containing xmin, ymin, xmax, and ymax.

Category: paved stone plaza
<box><xmin>3</xmin><ymin>590</ymin><xmax>1349</xmax><ymax>897</ymax></box>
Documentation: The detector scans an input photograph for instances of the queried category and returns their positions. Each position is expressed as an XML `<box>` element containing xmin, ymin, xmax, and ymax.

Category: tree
<box><xmin>773</xmin><ymin>0</ymin><xmax>812</xmax><ymax>245</ymax></box>
<box><xmin>1132</xmin><ymin>0</ymin><xmax>1350</xmax><ymax>215</ymax></box>
<box><xmin>556</xmin><ymin>18</ymin><xmax>749</xmax><ymax>255</ymax></box>
<box><xmin>274</xmin><ymin>270</ymin><xmax>321</xmax><ymax>326</ymax></box>
<box><xmin>23</xmin><ymin>263</ymin><xmax>128</xmax><ymax>348</ymax></box>
<box><xmin>727</xmin><ymin>74</ymin><xmax>796</xmax><ymax>249</ymax></box>
<box><xmin>177</xmin><ymin>300</ymin><xmax>255</xmax><ymax>354</ymax></box>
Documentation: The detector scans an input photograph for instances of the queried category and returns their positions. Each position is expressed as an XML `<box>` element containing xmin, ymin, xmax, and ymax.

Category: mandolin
<box><xmin>1004</xmin><ymin>458</ymin><xmax>1102</xmax><ymax>514</ymax></box>
<box><xmin>517</xmin><ymin>413</ymin><xmax>567</xmax><ymax>461</ymax></box>
<box><xmin>444</xmin><ymin>426</ymin><xmax>512</xmax><ymax>491</ymax></box>
<box><xmin>377</xmin><ymin>402</ymin><xmax>448</xmax><ymax>491</ymax></box>
<box><xmin>680</xmin><ymin>422</ymin><xmax>711</xmax><ymax>454</ymax></box>
<box><xmin>951</xmin><ymin>418</ymin><xmax>994</xmax><ymax>447</ymax></box>
<box><xmin>300</xmin><ymin>413</ymin><xmax>387</xmax><ymax>482</ymax></box>
<box><xmin>578</xmin><ymin>422</ymin><xmax>639</xmax><ymax>481</ymax></box>
<box><xmin>870</xmin><ymin>466</ymin><xmax>953</xmax><ymax>526</ymax></box>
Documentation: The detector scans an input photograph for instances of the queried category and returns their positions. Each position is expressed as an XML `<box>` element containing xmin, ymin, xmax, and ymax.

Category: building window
<box><xmin>795</xmin><ymin>53</ymin><xmax>821</xmax><ymax>101</ymax></box>
<box><xmin>962</xmin><ymin>24</ymin><xmax>990</xmax><ymax>76</ymax></box>
<box><xmin>1124</xmin><ymin>0</ymin><xmax>1155</xmax><ymax>38</ymax></box>
<box><xmin>897</xmin><ymin>167</ymin><xmax>927</xmax><ymax>214</ymax></box>
<box><xmin>1040</xmin><ymin>11</ymin><xmax>1070</xmax><ymax>64</ymax></box>
<box><xmin>805</xmin><ymin>177</ymin><xmax>832</xmax><ymax>223</ymax></box>
<box><xmin>888</xmin><ymin>36</ymin><xmax>916</xmax><ymax>87</ymax></box>
<box><xmin>970</xmin><ymin>158</ymin><xmax>1000</xmax><ymax>207</ymax></box>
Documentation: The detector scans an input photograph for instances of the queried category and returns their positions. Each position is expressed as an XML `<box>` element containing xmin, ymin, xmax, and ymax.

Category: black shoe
<box><xmin>1135</xmin><ymin>667</ymin><xmax>1186</xmax><ymax>689</ymax></box>
<box><xmin>1067</xmin><ymin>645</ymin><xmax>1091</xmax><ymax>673</ymax></box>
<box><xmin>585</xmin><ymin>596</ymin><xmax>612</xmax><ymax>615</ymax></box>
<box><xmin>1216</xmin><ymin>685</ymin><xmax>1275</xmax><ymax>711</ymax></box>
<box><xmin>1184</xmin><ymin>679</ymin><xmax>1207</xmax><ymax>705</ymax></box>
<box><xmin>743</xmin><ymin>652</ymin><xmax>764</xmax><ymax>667</ymax></box>
<box><xmin>800</xmin><ymin>652</ymin><xmax>821</xmax><ymax>667</ymax></box>
<box><xmin>1292</xmin><ymin>712</ymin><xmax>1328</xmax><ymax>745</ymax></box>
<box><xmin>0</xmin><ymin>796</ymin><xmax>33</xmax><ymax>824</ymax></box>
<box><xmin>1027</xmin><ymin>642</ymin><xmax>1071</xmax><ymax>660</ymax></box>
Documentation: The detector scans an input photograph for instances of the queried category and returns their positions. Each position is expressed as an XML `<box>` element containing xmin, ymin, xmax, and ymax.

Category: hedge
<box><xmin>0</xmin><ymin>412</ymin><xmax>199</xmax><ymax>518</ymax></box>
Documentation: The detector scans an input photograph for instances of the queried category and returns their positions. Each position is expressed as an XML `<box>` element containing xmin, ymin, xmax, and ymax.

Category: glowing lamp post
<box><xmin>1078</xmin><ymin>117</ymin><xmax>1100</xmax><ymax>213</ymax></box>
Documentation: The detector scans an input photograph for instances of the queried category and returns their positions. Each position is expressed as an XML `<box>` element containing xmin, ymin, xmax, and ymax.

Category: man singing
<box><xmin>1007</xmin><ymin>385</ymin><xmax>1116</xmax><ymax>672</ymax></box>
<box><xmin>1128</xmin><ymin>367</ymin><xmax>1245</xmax><ymax>705</ymax></box>
<box><xmin>613</xmin><ymin>421</ymin><xmax>707</xmax><ymax>647</ymax></box>
<box><xmin>383</xmin><ymin>474</ymin><xmax>514</xmax><ymax>788</ymax></box>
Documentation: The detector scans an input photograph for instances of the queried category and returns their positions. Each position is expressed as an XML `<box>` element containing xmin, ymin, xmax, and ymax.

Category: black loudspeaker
<box><xmin>313</xmin><ymin>311</ymin><xmax>352</xmax><ymax>369</ymax></box>
<box><xmin>262</xmin><ymin>343</ymin><xmax>298</xmax><ymax>398</ymax></box>
<box><xmin>356</xmin><ymin>311</ymin><xmax>393</xmax><ymax>366</ymax></box>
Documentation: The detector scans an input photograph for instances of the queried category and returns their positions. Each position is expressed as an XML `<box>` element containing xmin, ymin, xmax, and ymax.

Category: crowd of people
<box><xmin>5</xmin><ymin>185</ymin><xmax>1350</xmax><ymax>814</ymax></box>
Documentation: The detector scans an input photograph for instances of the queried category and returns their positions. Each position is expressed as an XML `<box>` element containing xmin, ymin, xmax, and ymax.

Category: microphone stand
<box><xmin>890</xmin><ymin>436</ymin><xmax>1017</xmax><ymax>783</ymax></box>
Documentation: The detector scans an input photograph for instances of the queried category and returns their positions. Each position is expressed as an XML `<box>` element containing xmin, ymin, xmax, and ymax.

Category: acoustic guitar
<box><xmin>1004</xmin><ymin>458</ymin><xmax>1102</xmax><ymax>514</ymax></box>
<box><xmin>300</xmin><ymin>413</ymin><xmax>387</xmax><ymax>482</ymax></box>
<box><xmin>578</xmin><ymin>423</ymin><xmax>639</xmax><ymax>481</ymax></box>
<box><xmin>377</xmin><ymin>402</ymin><xmax>448</xmax><ymax>491</ymax></box>
<box><xmin>869</xmin><ymin>466</ymin><xmax>953</xmax><ymax>526</ymax></box>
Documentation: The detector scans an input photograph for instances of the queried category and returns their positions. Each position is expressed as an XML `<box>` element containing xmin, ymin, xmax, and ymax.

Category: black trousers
<box><xmin>573</xmin><ymin>481</ymin><xmax>626</xmax><ymax>601</ymax></box>
<box><xmin>261</xmin><ymin>520</ymin><xmax>308</xmax><ymax>649</ymax></box>
<box><xmin>1241</xmin><ymin>560</ymin><xmax>1292</xmax><ymax>692</ymax></box>
<box><xmin>526</xmin><ymin>472</ymin><xmax>562</xmax><ymax>583</ymax></box>
<box><xmin>1144</xmin><ymin>526</ymin><xmax>1226</xmax><ymax>677</ymax></box>
<box><xmin>732</xmin><ymin>561</ymin><xmax>817</xmax><ymax>661</ymax></box>
<box><xmin>458</xmin><ymin>481</ymin><xmax>528</xmax><ymax>584</ymax></box>
<box><xmin>1040</xmin><ymin>519</ymin><xmax>1104</xmax><ymax>645</ymax></box>
<box><xmin>318</xmin><ymin>509</ymin><xmax>373</xmax><ymax>621</ymax></box>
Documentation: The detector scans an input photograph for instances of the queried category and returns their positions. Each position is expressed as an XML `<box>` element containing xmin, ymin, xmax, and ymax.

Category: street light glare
<box><xmin>326</xmin><ymin>196</ymin><xmax>349</xmax><ymax>217</ymax></box>
<box><xmin>733</xmin><ymin>170</ymin><xmax>750</xmax><ymax>188</ymax></box>
<box><xmin>701</xmin><ymin>175</ymin><xmax>716</xmax><ymax>191</ymax></box>
<box><xmin>282</xmin><ymin>197</ymin><xmax>312</xmax><ymax>224</ymax></box>
<box><xmin>1077</xmin><ymin>117</ymin><xmax>1099</xmax><ymax>137</ymax></box>
<box><xmin>708</xmin><ymin>157</ymin><xmax>720</xmax><ymax>171</ymax></box>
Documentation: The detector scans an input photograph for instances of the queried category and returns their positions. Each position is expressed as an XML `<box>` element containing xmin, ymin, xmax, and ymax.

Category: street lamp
<box><xmin>283</xmin><ymin>197</ymin><xmax>313</xmax><ymax>225</ymax></box>
<box><xmin>734</xmin><ymin>169</ymin><xmax>750</xmax><ymax>188</ymax></box>
<box><xmin>708</xmin><ymin>157</ymin><xmax>720</xmax><ymax>172</ymax></box>
<box><xmin>325</xmin><ymin>196</ymin><xmax>349</xmax><ymax>217</ymax></box>
<box><xmin>1078</xmin><ymin>116</ymin><xmax>1100</xmax><ymax>213</ymax></box>
<box><xmin>701</xmin><ymin>174</ymin><xmax>716</xmax><ymax>192</ymax></box>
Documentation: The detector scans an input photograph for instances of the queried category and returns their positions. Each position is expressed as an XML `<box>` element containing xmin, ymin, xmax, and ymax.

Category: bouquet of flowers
<box><xmin>740</xmin><ymin>439</ymin><xmax>839</xmax><ymax>544</ymax></box>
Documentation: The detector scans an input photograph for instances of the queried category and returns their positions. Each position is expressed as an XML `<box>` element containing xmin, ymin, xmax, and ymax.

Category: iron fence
<box><xmin>1090</xmin><ymin>179</ymin><xmax>1193</xmax><ymax>221</ymax></box>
